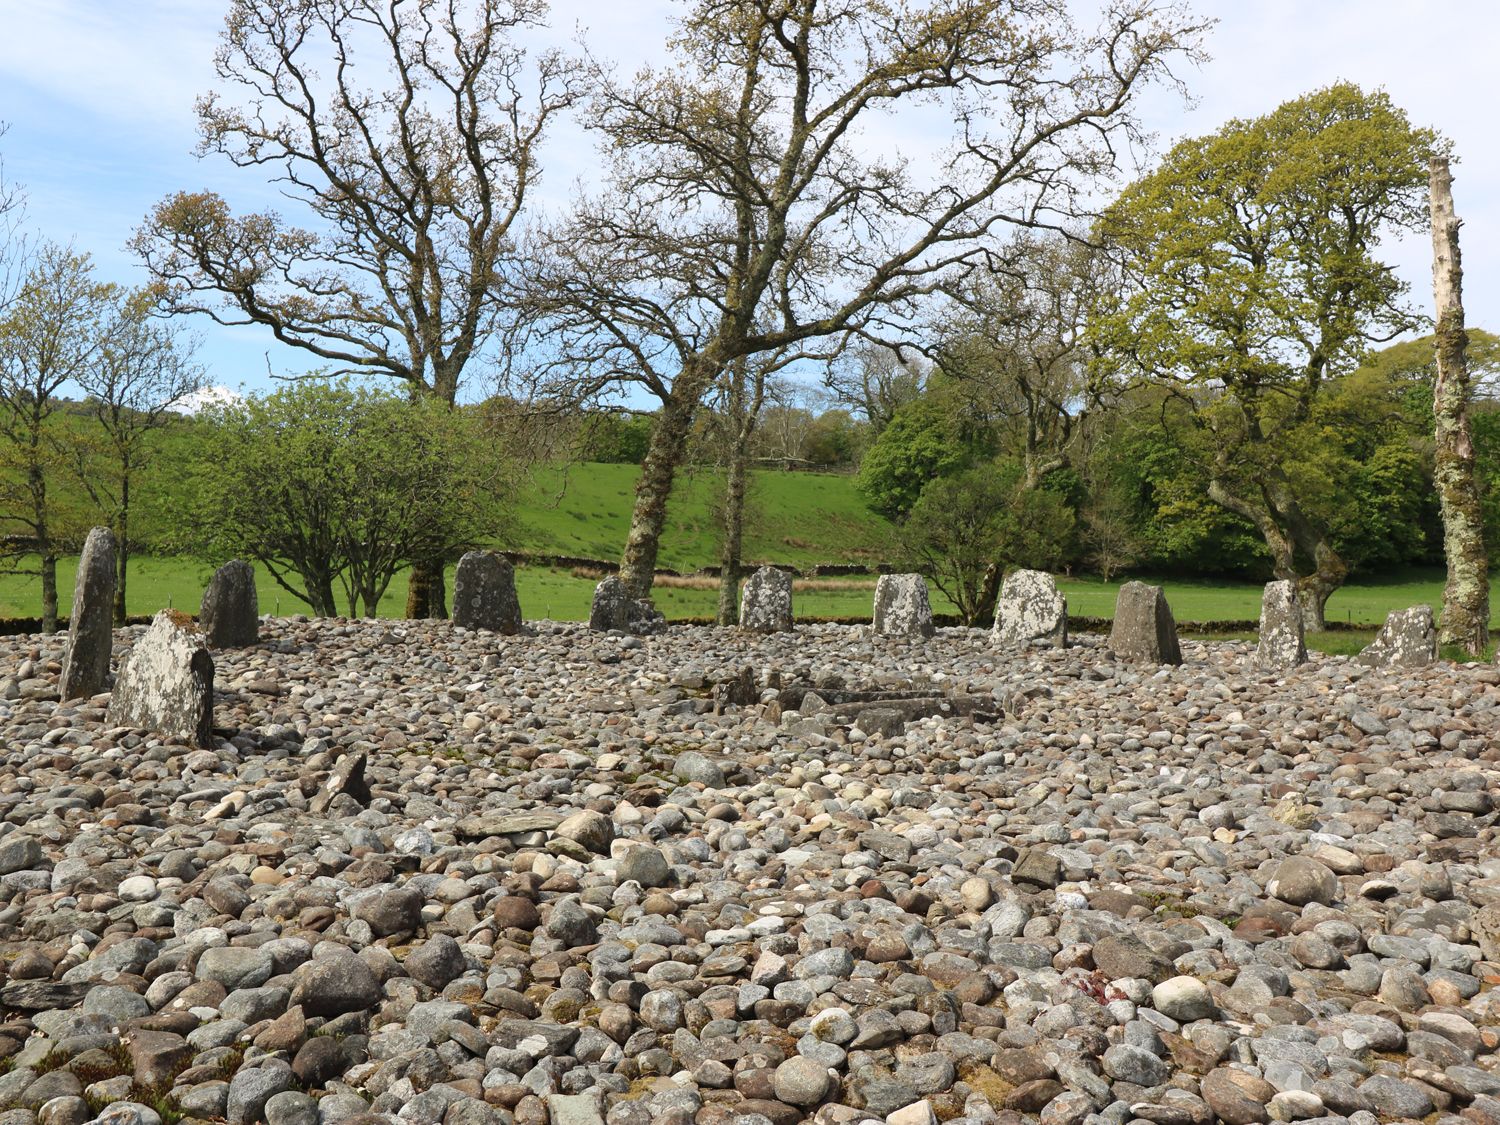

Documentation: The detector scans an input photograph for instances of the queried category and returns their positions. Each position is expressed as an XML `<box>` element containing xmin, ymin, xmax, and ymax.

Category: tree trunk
<box><xmin>114</xmin><ymin>478</ymin><xmax>130</xmax><ymax>625</ymax></box>
<box><xmin>716</xmin><ymin>440</ymin><xmax>751</xmax><ymax>626</ymax></box>
<box><xmin>973</xmin><ymin>562</ymin><xmax>1004</xmax><ymax>627</ymax></box>
<box><xmin>1429</xmin><ymin>157</ymin><xmax>1489</xmax><ymax>655</ymax></box>
<box><xmin>311</xmin><ymin>574</ymin><xmax>337</xmax><ymax>618</ymax></box>
<box><xmin>405</xmin><ymin>556</ymin><xmax>448</xmax><ymax>619</ymax></box>
<box><xmin>40</xmin><ymin>553</ymin><xmax>57</xmax><ymax>635</ymax></box>
<box><xmin>619</xmin><ymin>361</ymin><xmax>714</xmax><ymax>598</ymax></box>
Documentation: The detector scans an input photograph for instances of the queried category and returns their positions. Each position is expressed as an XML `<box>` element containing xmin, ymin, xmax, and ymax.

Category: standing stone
<box><xmin>992</xmin><ymin>569</ymin><xmax>1067</xmax><ymax>648</ymax></box>
<box><xmin>106</xmin><ymin>610</ymin><xmax>215</xmax><ymax>748</ymax></box>
<box><xmin>740</xmin><ymin>566</ymin><xmax>794</xmax><ymax>632</ymax></box>
<box><xmin>59</xmin><ymin>527</ymin><xmax>117</xmax><ymax>700</ymax></box>
<box><xmin>1256</xmin><ymin>580</ymin><xmax>1307</xmax><ymax>670</ymax></box>
<box><xmin>872</xmin><ymin>574</ymin><xmax>935</xmax><ymax>638</ymax></box>
<box><xmin>1359</xmin><ymin>605</ymin><xmax>1437</xmax><ymax>668</ymax></box>
<box><xmin>588</xmin><ymin>575</ymin><xmax>663</xmax><ymax>634</ymax></box>
<box><xmin>199</xmin><ymin>560</ymin><xmax>259</xmax><ymax>648</ymax></box>
<box><xmin>1108</xmin><ymin>581</ymin><xmax>1182</xmax><ymax>664</ymax></box>
<box><xmin>452</xmin><ymin>551</ymin><xmax>522</xmax><ymax>634</ymax></box>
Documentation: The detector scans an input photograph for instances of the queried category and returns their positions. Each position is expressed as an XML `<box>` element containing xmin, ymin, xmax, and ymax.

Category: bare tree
<box><xmin>823</xmin><ymin>342</ymin><xmax>927</xmax><ymax>435</ymax></box>
<box><xmin>939</xmin><ymin>234</ymin><xmax>1112</xmax><ymax>488</ymax></box>
<box><xmin>132</xmin><ymin>0</ymin><xmax>581</xmax><ymax>616</ymax></box>
<box><xmin>0</xmin><ymin>245</ymin><xmax>113</xmax><ymax>632</ymax></box>
<box><xmin>530</xmin><ymin>0</ymin><xmax>1206</xmax><ymax>599</ymax></box>
<box><xmin>1429</xmin><ymin>157</ymin><xmax>1487</xmax><ymax>655</ymax></box>
<box><xmin>72</xmin><ymin>289</ymin><xmax>204</xmax><ymax>623</ymax></box>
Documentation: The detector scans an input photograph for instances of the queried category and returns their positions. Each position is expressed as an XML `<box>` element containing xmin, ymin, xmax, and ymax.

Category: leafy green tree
<box><xmin>176</xmin><ymin>380</ymin><xmax>506</xmax><ymax>617</ymax></box>
<box><xmin>0</xmin><ymin>244</ymin><xmax>113</xmax><ymax>631</ymax></box>
<box><xmin>133</xmin><ymin>0</ymin><xmax>580</xmax><ymax>618</ymax></box>
<box><xmin>71</xmin><ymin>288</ymin><xmax>203</xmax><ymax>623</ymax></box>
<box><xmin>856</xmin><ymin>396</ymin><xmax>990</xmax><ymax>521</ymax></box>
<box><xmin>1095</xmin><ymin>83</ymin><xmax>1442</xmax><ymax>628</ymax></box>
<box><xmin>903</xmin><ymin>459</ymin><xmax>1077</xmax><ymax>624</ymax></box>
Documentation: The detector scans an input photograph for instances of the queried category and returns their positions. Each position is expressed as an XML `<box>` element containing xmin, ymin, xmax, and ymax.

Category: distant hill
<box><xmin>509</xmin><ymin>462</ymin><xmax>893</xmax><ymax>572</ymax></box>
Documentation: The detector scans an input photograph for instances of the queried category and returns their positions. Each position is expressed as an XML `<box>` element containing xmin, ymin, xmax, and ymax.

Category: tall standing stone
<box><xmin>1256</xmin><ymin>580</ymin><xmax>1307</xmax><ymax>670</ymax></box>
<box><xmin>59</xmin><ymin>527</ymin><xmax>117</xmax><ymax>700</ymax></box>
<box><xmin>106</xmin><ymin>610</ymin><xmax>215</xmax><ymax>748</ymax></box>
<box><xmin>1358</xmin><ymin>605</ymin><xmax>1437</xmax><ymax>669</ymax></box>
<box><xmin>993</xmin><ymin>569</ymin><xmax>1067</xmax><ymax>648</ymax></box>
<box><xmin>873</xmin><ymin>574</ymin><xmax>935</xmax><ymax>638</ymax></box>
<box><xmin>199</xmin><ymin>560</ymin><xmax>259</xmax><ymax>648</ymax></box>
<box><xmin>451</xmin><ymin>551</ymin><xmax>522</xmax><ymax>634</ymax></box>
<box><xmin>740</xmin><ymin>566</ymin><xmax>794</xmax><ymax>632</ymax></box>
<box><xmin>1108</xmin><ymin>581</ymin><xmax>1182</xmax><ymax>664</ymax></box>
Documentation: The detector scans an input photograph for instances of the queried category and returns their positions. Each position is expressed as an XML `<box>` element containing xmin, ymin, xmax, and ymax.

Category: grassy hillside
<box><xmin>510</xmin><ymin>463</ymin><xmax>892</xmax><ymax>571</ymax></box>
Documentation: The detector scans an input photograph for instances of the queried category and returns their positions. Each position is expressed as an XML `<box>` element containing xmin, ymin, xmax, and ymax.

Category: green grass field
<box><xmin>510</xmin><ymin>462</ymin><xmax>893</xmax><ymax>570</ymax></box>
<box><xmin>0</xmin><ymin>458</ymin><xmax>1487</xmax><ymax>658</ymax></box>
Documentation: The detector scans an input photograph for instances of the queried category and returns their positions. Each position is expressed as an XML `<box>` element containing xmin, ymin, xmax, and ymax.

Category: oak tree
<box><xmin>530</xmin><ymin>0</ymin><xmax>1206</xmax><ymax>598</ymax></box>
<box><xmin>1095</xmin><ymin>83</ymin><xmax>1442</xmax><ymax>629</ymax></box>
<box><xmin>132</xmin><ymin>0</ymin><xmax>580</xmax><ymax>616</ymax></box>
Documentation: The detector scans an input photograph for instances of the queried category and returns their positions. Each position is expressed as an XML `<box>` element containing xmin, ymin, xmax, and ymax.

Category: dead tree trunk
<box><xmin>1429</xmin><ymin>157</ymin><xmax>1489</xmax><ymax>656</ymax></box>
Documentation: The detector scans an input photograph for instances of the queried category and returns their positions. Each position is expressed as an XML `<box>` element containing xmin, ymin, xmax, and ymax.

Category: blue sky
<box><xmin>0</xmin><ymin>0</ymin><xmax>1495</xmax><ymax>398</ymax></box>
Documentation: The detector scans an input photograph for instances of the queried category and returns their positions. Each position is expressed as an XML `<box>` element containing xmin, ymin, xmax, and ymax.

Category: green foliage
<box><xmin>170</xmin><ymin>379</ymin><xmax>507</xmax><ymax>616</ymax></box>
<box><xmin>578</xmin><ymin>412</ymin><xmax>655</xmax><ymax>464</ymax></box>
<box><xmin>901</xmin><ymin>459</ymin><xmax>1077</xmax><ymax>624</ymax></box>
<box><xmin>856</xmin><ymin>396</ymin><xmax>989</xmax><ymax>520</ymax></box>
<box><xmin>902</xmin><ymin>467</ymin><xmax>1010</xmax><ymax>624</ymax></box>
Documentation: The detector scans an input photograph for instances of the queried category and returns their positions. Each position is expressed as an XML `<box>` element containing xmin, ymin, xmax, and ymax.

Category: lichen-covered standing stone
<box><xmin>872</xmin><ymin>574</ymin><xmax>935</xmax><ymax>638</ymax></box>
<box><xmin>59</xmin><ymin>526</ymin><xmax>117</xmax><ymax>700</ymax></box>
<box><xmin>451</xmin><ymin>551</ymin><xmax>522</xmax><ymax>634</ymax></box>
<box><xmin>106</xmin><ymin>610</ymin><xmax>215</xmax><ymax>748</ymax></box>
<box><xmin>1108</xmin><ymin>580</ymin><xmax>1182</xmax><ymax>664</ymax></box>
<box><xmin>740</xmin><ymin>566</ymin><xmax>793</xmax><ymax>632</ymax></box>
<box><xmin>1359</xmin><ymin>605</ymin><xmax>1437</xmax><ymax>668</ymax></box>
<box><xmin>588</xmin><ymin>575</ymin><xmax>665</xmax><ymax>634</ymax></box>
<box><xmin>1256</xmin><ymin>579</ymin><xmax>1306</xmax><ymax>670</ymax></box>
<box><xmin>992</xmin><ymin>568</ymin><xmax>1066</xmax><ymax>648</ymax></box>
<box><xmin>199</xmin><ymin>559</ymin><xmax>259</xmax><ymax>648</ymax></box>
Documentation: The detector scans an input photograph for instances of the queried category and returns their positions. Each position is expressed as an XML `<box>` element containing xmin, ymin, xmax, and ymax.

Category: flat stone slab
<box><xmin>455</xmin><ymin>812</ymin><xmax>566</xmax><ymax>839</ymax></box>
<box><xmin>105</xmin><ymin>609</ymin><xmax>215</xmax><ymax>748</ymax></box>
<box><xmin>993</xmin><ymin>569</ymin><xmax>1066</xmax><ymax>648</ymax></box>
<box><xmin>873</xmin><ymin>574</ymin><xmax>934</xmax><ymax>638</ymax></box>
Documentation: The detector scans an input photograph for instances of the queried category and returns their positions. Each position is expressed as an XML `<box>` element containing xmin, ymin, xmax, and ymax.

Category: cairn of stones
<box><xmin>872</xmin><ymin>573</ymin><xmax>935</xmax><ymax>638</ymax></box>
<box><xmin>58</xmin><ymin>526</ymin><xmax>117</xmax><ymax>700</ymax></box>
<box><xmin>992</xmin><ymin>568</ymin><xmax>1067</xmax><ymax>648</ymax></box>
<box><xmin>1256</xmin><ymin>579</ymin><xmax>1307</xmax><ymax>670</ymax></box>
<box><xmin>0</xmin><ymin>603</ymin><xmax>1498</xmax><ymax>1123</ymax></box>
<box><xmin>1359</xmin><ymin>604</ymin><xmax>1438</xmax><ymax>668</ymax></box>
<box><xmin>106</xmin><ymin>609</ymin><xmax>215</xmax><ymax>748</ymax></box>
<box><xmin>452</xmin><ymin>550</ymin><xmax>523</xmax><ymax>635</ymax></box>
<box><xmin>1108</xmin><ymin>580</ymin><xmax>1182</xmax><ymax>663</ymax></box>
<box><xmin>199</xmin><ymin>559</ymin><xmax>260</xmax><ymax>648</ymax></box>
<box><xmin>739</xmin><ymin>566</ymin><xmax>794</xmax><ymax>632</ymax></box>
